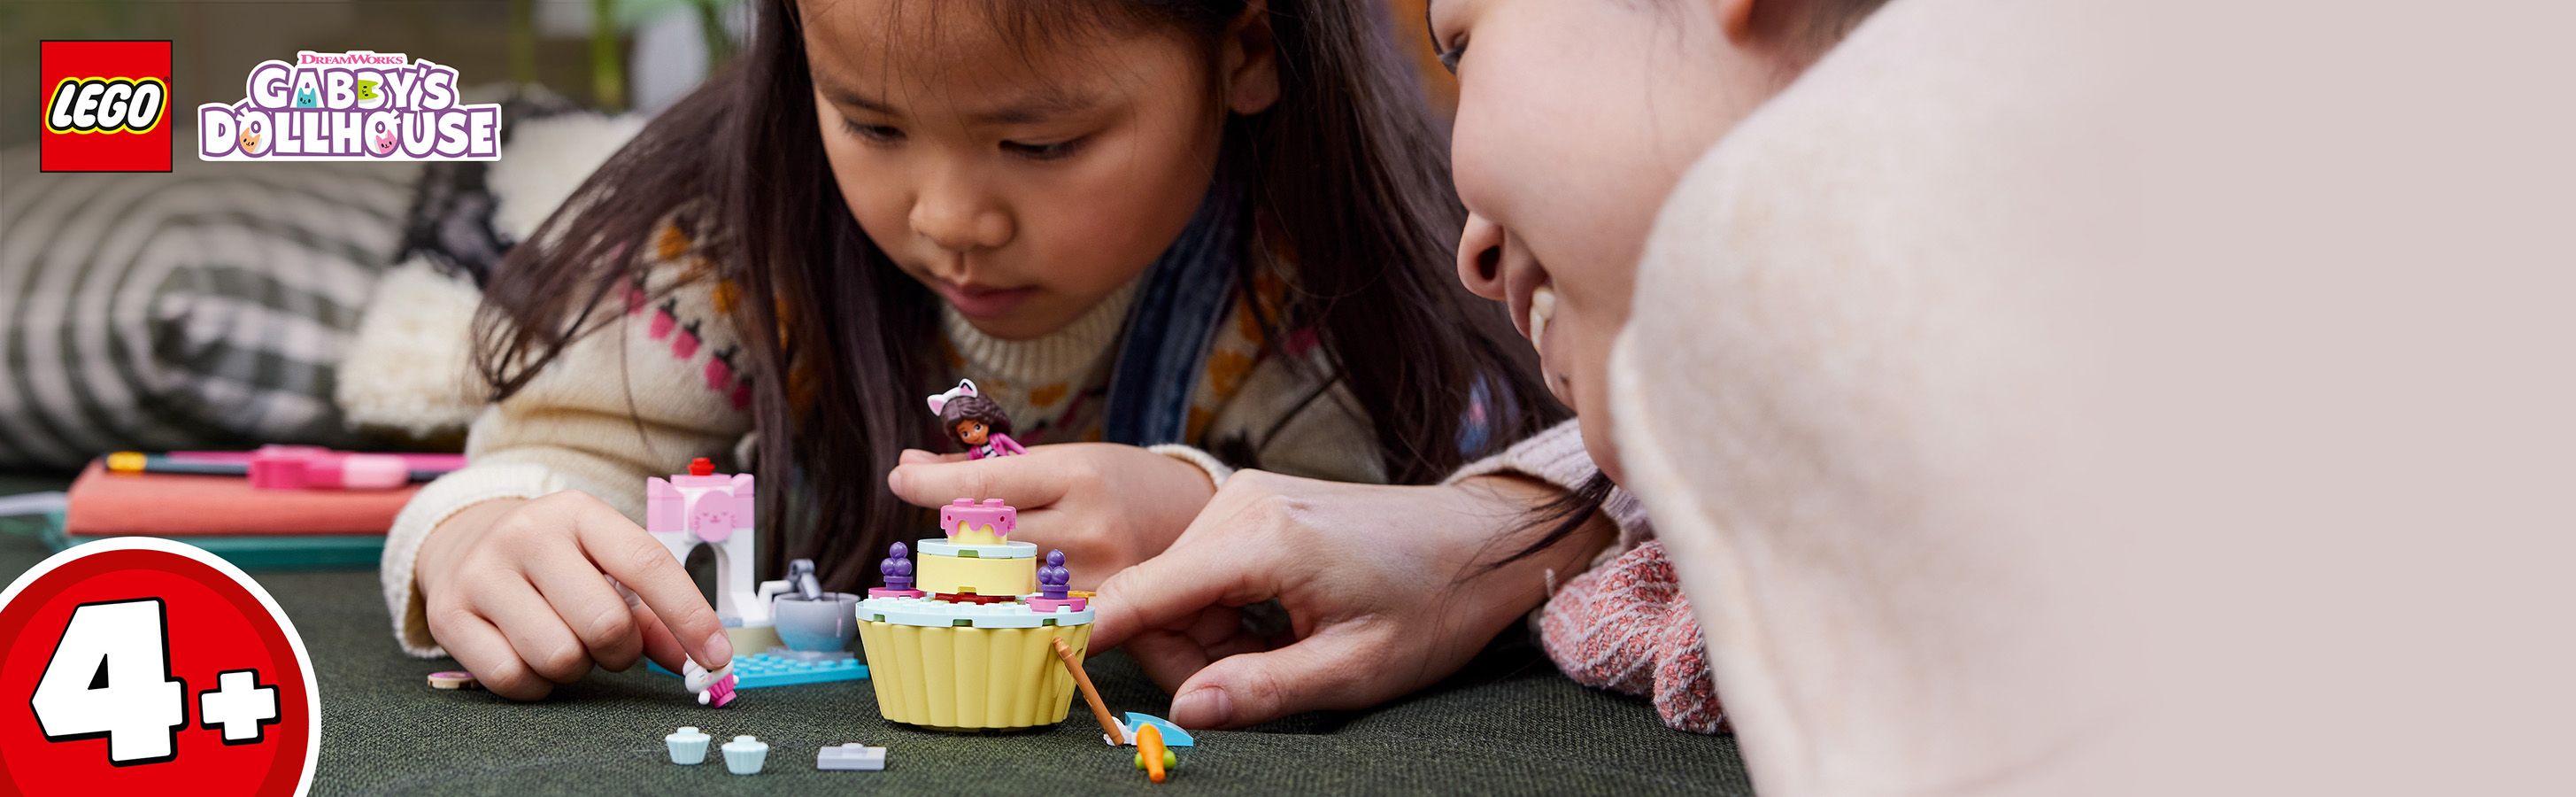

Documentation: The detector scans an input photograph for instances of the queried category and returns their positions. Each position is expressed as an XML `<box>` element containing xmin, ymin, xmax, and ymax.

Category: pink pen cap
<box><xmin>247</xmin><ymin>451</ymin><xmax>412</xmax><ymax>490</ymax></box>
<box><xmin>174</xmin><ymin>446</ymin><xmax>466</xmax><ymax>474</ymax></box>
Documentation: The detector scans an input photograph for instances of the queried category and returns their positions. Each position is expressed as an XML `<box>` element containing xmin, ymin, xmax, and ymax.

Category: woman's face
<box><xmin>803</xmin><ymin>1</ymin><xmax>1276</xmax><ymax>341</ymax></box>
<box><xmin>1431</xmin><ymin>0</ymin><xmax>1796</xmax><ymax>482</ymax></box>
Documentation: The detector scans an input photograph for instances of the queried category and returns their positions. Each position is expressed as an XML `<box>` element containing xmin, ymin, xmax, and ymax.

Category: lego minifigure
<box><xmin>925</xmin><ymin>379</ymin><xmax>1026</xmax><ymax>459</ymax></box>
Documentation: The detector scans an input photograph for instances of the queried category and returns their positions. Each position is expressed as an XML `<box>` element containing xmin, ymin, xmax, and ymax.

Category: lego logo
<box><xmin>44</xmin><ymin>77</ymin><xmax>168</xmax><ymax>134</ymax></box>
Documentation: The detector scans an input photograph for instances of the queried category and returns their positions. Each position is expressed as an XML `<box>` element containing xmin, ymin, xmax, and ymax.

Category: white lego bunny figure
<box><xmin>645</xmin><ymin>457</ymin><xmax>766</xmax><ymax>626</ymax></box>
<box><xmin>683</xmin><ymin>659</ymin><xmax>737</xmax><ymax>708</ymax></box>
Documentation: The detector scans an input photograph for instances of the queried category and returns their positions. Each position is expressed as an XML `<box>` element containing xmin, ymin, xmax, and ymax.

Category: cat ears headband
<box><xmin>925</xmin><ymin>379</ymin><xmax>980</xmax><ymax>415</ymax></box>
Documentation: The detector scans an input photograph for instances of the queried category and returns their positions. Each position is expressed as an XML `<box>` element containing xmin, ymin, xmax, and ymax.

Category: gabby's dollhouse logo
<box><xmin>197</xmin><ymin>51</ymin><xmax>501</xmax><ymax>162</ymax></box>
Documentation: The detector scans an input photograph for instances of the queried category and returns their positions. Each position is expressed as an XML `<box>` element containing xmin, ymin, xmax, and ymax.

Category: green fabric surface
<box><xmin>0</xmin><ymin>471</ymin><xmax>1748</xmax><ymax>795</ymax></box>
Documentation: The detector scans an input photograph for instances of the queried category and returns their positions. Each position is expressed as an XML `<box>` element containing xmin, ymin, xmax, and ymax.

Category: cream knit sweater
<box><xmin>1610</xmin><ymin>0</ymin><xmax>2130</xmax><ymax>790</ymax></box>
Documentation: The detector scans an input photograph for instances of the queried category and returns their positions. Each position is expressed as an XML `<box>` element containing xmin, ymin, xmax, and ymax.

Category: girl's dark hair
<box><xmin>1481</xmin><ymin>470</ymin><xmax>1616</xmax><ymax>575</ymax></box>
<box><xmin>473</xmin><ymin>0</ymin><xmax>1560</xmax><ymax>591</ymax></box>
<box><xmin>937</xmin><ymin>395</ymin><xmax>1013</xmax><ymax>439</ymax></box>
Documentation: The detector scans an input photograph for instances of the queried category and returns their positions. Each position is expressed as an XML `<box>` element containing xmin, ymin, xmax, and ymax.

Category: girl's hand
<box><xmin>1089</xmin><ymin>470</ymin><xmax>1616</xmax><ymax>729</ymax></box>
<box><xmin>412</xmin><ymin>491</ymin><xmax>734</xmax><ymax>700</ymax></box>
<box><xmin>886</xmin><ymin>444</ymin><xmax>1218</xmax><ymax>587</ymax></box>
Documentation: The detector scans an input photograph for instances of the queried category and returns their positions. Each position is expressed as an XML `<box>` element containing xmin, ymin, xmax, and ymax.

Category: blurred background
<box><xmin>0</xmin><ymin>0</ymin><xmax>1456</xmax><ymax>476</ymax></box>
<box><xmin>0</xmin><ymin>0</ymin><xmax>1456</xmax><ymax>148</ymax></box>
<box><xmin>0</xmin><ymin>0</ymin><xmax>1461</xmax><ymax>589</ymax></box>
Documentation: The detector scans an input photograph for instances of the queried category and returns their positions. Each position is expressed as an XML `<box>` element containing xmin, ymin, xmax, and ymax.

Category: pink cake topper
<box><xmin>939</xmin><ymin>498</ymin><xmax>1016</xmax><ymax>541</ymax></box>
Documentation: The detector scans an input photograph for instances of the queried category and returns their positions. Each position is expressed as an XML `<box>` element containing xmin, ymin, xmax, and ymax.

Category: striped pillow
<box><xmin>0</xmin><ymin>145</ymin><xmax>420</xmax><ymax>469</ymax></box>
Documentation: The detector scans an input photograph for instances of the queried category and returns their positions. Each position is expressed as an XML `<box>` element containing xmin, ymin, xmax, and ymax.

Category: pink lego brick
<box><xmin>938</xmin><ymin>498</ymin><xmax>1016</xmax><ymax>540</ymax></box>
<box><xmin>646</xmin><ymin>459</ymin><xmax>755</xmax><ymax>543</ymax></box>
<box><xmin>1029</xmin><ymin>596</ymin><xmax>1088</xmax><ymax>613</ymax></box>
<box><xmin>868</xmin><ymin>588</ymin><xmax>926</xmax><ymax>599</ymax></box>
<box><xmin>244</xmin><ymin>449</ymin><xmax>412</xmax><ymax>490</ymax></box>
<box><xmin>698</xmin><ymin>675</ymin><xmax>737</xmax><ymax>708</ymax></box>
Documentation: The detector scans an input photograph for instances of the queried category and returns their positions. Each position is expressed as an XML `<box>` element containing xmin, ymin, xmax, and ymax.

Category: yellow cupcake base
<box><xmin>916</xmin><ymin>553</ymin><xmax>1037</xmax><ymax>596</ymax></box>
<box><xmin>856</xmin><ymin>620</ymin><xmax>1091</xmax><ymax>731</ymax></box>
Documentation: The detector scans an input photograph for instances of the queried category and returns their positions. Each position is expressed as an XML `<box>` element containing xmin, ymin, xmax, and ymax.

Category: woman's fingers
<box><xmin>1091</xmin><ymin>538</ymin><xmax>1272</xmax><ymax>650</ymax></box>
<box><xmin>1168</xmin><ymin>627</ymin><xmax>1391</xmax><ymax>730</ymax></box>
<box><xmin>1091</xmin><ymin>485</ymin><xmax>1300</xmax><ymax>648</ymax></box>
<box><xmin>1122</xmin><ymin>630</ymin><xmax>1216</xmax><ymax>693</ymax></box>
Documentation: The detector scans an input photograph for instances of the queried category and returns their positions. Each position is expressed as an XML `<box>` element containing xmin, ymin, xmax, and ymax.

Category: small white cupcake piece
<box><xmin>664</xmin><ymin>726</ymin><xmax>711</xmax><ymax>765</ymax></box>
<box><xmin>721</xmin><ymin>735</ymin><xmax>769</xmax><ymax>775</ymax></box>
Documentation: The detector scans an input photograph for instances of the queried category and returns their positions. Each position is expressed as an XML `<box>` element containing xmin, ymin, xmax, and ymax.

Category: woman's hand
<box><xmin>1090</xmin><ymin>469</ymin><xmax>1616</xmax><ymax>729</ymax></box>
<box><xmin>413</xmin><ymin>491</ymin><xmax>734</xmax><ymax>700</ymax></box>
<box><xmin>885</xmin><ymin>444</ymin><xmax>1219</xmax><ymax>587</ymax></box>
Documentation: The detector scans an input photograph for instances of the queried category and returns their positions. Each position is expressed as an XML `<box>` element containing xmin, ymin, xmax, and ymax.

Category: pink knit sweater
<box><xmin>1449</xmin><ymin>421</ymin><xmax>1722</xmax><ymax>733</ymax></box>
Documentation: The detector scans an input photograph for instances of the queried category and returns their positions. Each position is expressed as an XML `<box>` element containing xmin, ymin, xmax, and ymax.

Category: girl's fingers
<box><xmin>524</xmin><ymin>551</ymin><xmax>644</xmax><ymax>671</ymax></box>
<box><xmin>898</xmin><ymin>448</ymin><xmax>966</xmax><ymax>466</ymax></box>
<box><xmin>431</xmin><ymin>608</ymin><xmax>550</xmax><ymax>700</ymax></box>
<box><xmin>885</xmin><ymin>451</ymin><xmax>1076</xmax><ymax>509</ymax></box>
<box><xmin>629</xmin><ymin>599</ymin><xmax>691</xmax><ymax>675</ymax></box>
<box><xmin>567</xmin><ymin>507</ymin><xmax>732</xmax><ymax>669</ymax></box>
<box><xmin>470</xmin><ymin>581</ymin><xmax>595</xmax><ymax>685</ymax></box>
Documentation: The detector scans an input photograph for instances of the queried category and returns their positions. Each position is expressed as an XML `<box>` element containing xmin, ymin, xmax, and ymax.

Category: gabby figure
<box><xmin>925</xmin><ymin>379</ymin><xmax>1025</xmax><ymax>460</ymax></box>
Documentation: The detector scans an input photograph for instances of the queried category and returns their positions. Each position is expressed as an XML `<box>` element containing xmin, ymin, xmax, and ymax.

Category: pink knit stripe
<box><xmin>1539</xmin><ymin>540</ymin><xmax>1725</xmax><ymax>733</ymax></box>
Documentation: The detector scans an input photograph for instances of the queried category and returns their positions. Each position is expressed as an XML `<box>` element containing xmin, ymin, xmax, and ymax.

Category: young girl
<box><xmin>384</xmin><ymin>0</ymin><xmax>1559</xmax><ymax>700</ymax></box>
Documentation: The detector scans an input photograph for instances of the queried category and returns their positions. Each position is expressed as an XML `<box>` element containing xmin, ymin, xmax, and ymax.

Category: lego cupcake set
<box><xmin>627</xmin><ymin>380</ymin><xmax>1182</xmax><ymax>780</ymax></box>
<box><xmin>646</xmin><ymin>462</ymin><xmax>1098</xmax><ymax>731</ymax></box>
<box><xmin>856</xmin><ymin>498</ymin><xmax>1098</xmax><ymax>731</ymax></box>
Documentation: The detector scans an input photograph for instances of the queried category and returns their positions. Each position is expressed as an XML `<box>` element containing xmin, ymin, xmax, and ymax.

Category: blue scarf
<box><xmin>1102</xmin><ymin>180</ymin><xmax>1246</xmax><ymax>446</ymax></box>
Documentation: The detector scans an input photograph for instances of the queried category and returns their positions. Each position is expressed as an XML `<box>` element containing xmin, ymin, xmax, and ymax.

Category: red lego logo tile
<box><xmin>40</xmin><ymin>41</ymin><xmax>174</xmax><ymax>173</ymax></box>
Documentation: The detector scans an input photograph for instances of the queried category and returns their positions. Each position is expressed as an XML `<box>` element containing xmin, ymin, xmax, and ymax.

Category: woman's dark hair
<box><xmin>473</xmin><ymin>0</ymin><xmax>1560</xmax><ymax>591</ymax></box>
<box><xmin>1797</xmin><ymin>0</ymin><xmax>1899</xmax><ymax>50</ymax></box>
<box><xmin>937</xmin><ymin>394</ymin><xmax>1013</xmax><ymax>441</ymax></box>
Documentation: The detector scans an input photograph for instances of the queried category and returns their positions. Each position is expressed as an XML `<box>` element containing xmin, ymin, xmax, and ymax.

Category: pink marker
<box><xmin>166</xmin><ymin>446</ymin><xmax>466</xmax><ymax>490</ymax></box>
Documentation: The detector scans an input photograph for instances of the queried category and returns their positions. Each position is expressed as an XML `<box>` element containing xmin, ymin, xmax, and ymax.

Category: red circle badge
<box><xmin>0</xmin><ymin>538</ymin><xmax>320</xmax><ymax>795</ymax></box>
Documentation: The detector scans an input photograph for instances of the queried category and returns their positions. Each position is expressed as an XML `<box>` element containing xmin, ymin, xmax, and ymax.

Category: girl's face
<box><xmin>955</xmin><ymin>420</ymin><xmax>989</xmax><ymax>445</ymax></box>
<box><xmin>804</xmin><ymin>0</ymin><xmax>1277</xmax><ymax>341</ymax></box>
<box><xmin>1431</xmin><ymin>0</ymin><xmax>1798</xmax><ymax>482</ymax></box>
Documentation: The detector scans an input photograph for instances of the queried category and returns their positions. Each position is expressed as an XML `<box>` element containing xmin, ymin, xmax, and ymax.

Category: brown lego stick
<box><xmin>1053</xmin><ymin>637</ymin><xmax>1123</xmax><ymax>746</ymax></box>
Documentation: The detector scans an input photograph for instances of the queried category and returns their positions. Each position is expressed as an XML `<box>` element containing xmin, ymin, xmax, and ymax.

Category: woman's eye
<box><xmin>1001</xmin><ymin>137</ymin><xmax>1084</xmax><ymax>161</ymax></box>
<box><xmin>841</xmin><ymin>118</ymin><xmax>904</xmax><ymax>143</ymax></box>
